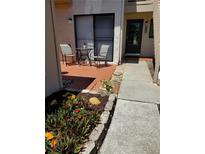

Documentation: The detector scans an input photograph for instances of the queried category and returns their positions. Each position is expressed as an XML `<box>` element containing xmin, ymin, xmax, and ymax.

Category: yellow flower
<box><xmin>68</xmin><ymin>94</ymin><xmax>76</xmax><ymax>100</ymax></box>
<box><xmin>51</xmin><ymin>139</ymin><xmax>57</xmax><ymax>148</ymax></box>
<box><xmin>89</xmin><ymin>97</ymin><xmax>101</xmax><ymax>105</ymax></box>
<box><xmin>45</xmin><ymin>132</ymin><xmax>54</xmax><ymax>140</ymax></box>
<box><xmin>71</xmin><ymin>94</ymin><xmax>76</xmax><ymax>99</ymax></box>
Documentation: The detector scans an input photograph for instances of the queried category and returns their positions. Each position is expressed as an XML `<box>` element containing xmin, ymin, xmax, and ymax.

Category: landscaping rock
<box><xmin>111</xmin><ymin>76</ymin><xmax>122</xmax><ymax>83</ymax></box>
<box><xmin>113</xmin><ymin>71</ymin><xmax>123</xmax><ymax>76</ymax></box>
<box><xmin>89</xmin><ymin>91</ymin><xmax>98</xmax><ymax>94</ymax></box>
<box><xmin>89</xmin><ymin>124</ymin><xmax>104</xmax><ymax>141</ymax></box>
<box><xmin>99</xmin><ymin>89</ymin><xmax>108</xmax><ymax>97</ymax></box>
<box><xmin>80</xmin><ymin>141</ymin><xmax>95</xmax><ymax>154</ymax></box>
<box><xmin>81</xmin><ymin>89</ymin><xmax>89</xmax><ymax>93</ymax></box>
<box><xmin>50</xmin><ymin>99</ymin><xmax>57</xmax><ymax>106</ymax></box>
<box><xmin>104</xmin><ymin>101</ymin><xmax>114</xmax><ymax>111</ymax></box>
<box><xmin>100</xmin><ymin>111</ymin><xmax>110</xmax><ymax>124</ymax></box>
<box><xmin>110</xmin><ymin>64</ymin><xmax>124</xmax><ymax>85</ymax></box>
<box><xmin>95</xmin><ymin>123</ymin><xmax>105</xmax><ymax>133</ymax></box>
<box><xmin>108</xmin><ymin>94</ymin><xmax>116</xmax><ymax>102</ymax></box>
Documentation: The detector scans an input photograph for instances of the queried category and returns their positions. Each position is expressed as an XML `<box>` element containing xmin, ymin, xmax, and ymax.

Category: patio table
<box><xmin>76</xmin><ymin>48</ymin><xmax>93</xmax><ymax>66</ymax></box>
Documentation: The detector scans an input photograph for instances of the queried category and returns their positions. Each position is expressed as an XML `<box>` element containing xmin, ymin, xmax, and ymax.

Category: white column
<box><xmin>153</xmin><ymin>0</ymin><xmax>160</xmax><ymax>83</ymax></box>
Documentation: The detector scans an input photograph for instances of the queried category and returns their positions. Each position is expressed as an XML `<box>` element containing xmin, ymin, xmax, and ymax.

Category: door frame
<box><xmin>125</xmin><ymin>19</ymin><xmax>144</xmax><ymax>56</ymax></box>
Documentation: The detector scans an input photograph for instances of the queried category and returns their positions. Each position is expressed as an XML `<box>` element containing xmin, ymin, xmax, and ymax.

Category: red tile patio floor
<box><xmin>60</xmin><ymin>62</ymin><xmax>116</xmax><ymax>92</ymax></box>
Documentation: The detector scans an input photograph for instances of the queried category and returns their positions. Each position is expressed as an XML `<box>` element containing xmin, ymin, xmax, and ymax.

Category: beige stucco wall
<box><xmin>54</xmin><ymin>3</ymin><xmax>76</xmax><ymax>62</ymax></box>
<box><xmin>122</xmin><ymin>12</ymin><xmax>154</xmax><ymax>58</ymax></box>
<box><xmin>54</xmin><ymin>0</ymin><xmax>124</xmax><ymax>64</ymax></box>
<box><xmin>45</xmin><ymin>0</ymin><xmax>62</xmax><ymax>97</ymax></box>
<box><xmin>125</xmin><ymin>0</ymin><xmax>153</xmax><ymax>13</ymax></box>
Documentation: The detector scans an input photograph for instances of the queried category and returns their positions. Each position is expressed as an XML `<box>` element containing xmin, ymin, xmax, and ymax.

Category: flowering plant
<box><xmin>45</xmin><ymin>92</ymin><xmax>101</xmax><ymax>153</ymax></box>
<box><xmin>100</xmin><ymin>80</ymin><xmax>113</xmax><ymax>94</ymax></box>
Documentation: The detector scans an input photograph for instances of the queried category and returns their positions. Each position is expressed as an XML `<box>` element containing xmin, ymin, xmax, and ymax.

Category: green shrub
<box><xmin>100</xmin><ymin>80</ymin><xmax>113</xmax><ymax>95</ymax></box>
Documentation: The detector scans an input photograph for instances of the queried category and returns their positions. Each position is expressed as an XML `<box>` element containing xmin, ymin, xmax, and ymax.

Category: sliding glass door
<box><xmin>75</xmin><ymin>15</ymin><xmax>94</xmax><ymax>50</ymax></box>
<box><xmin>75</xmin><ymin>14</ymin><xmax>114</xmax><ymax>61</ymax></box>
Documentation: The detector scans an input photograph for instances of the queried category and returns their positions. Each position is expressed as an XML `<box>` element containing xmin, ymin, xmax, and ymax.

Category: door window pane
<box><xmin>94</xmin><ymin>15</ymin><xmax>114</xmax><ymax>61</ymax></box>
<box><xmin>75</xmin><ymin>16</ymin><xmax>94</xmax><ymax>49</ymax></box>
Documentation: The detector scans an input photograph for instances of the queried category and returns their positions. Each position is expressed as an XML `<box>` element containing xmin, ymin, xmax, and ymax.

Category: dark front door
<box><xmin>125</xmin><ymin>19</ymin><xmax>143</xmax><ymax>56</ymax></box>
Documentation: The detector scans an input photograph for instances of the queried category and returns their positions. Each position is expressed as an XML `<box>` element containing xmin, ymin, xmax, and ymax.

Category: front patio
<box><xmin>60</xmin><ymin>62</ymin><xmax>117</xmax><ymax>92</ymax></box>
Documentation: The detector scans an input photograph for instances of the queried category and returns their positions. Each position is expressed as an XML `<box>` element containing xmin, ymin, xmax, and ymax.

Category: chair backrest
<box><xmin>98</xmin><ymin>44</ymin><xmax>109</xmax><ymax>58</ymax></box>
<box><xmin>86</xmin><ymin>42</ymin><xmax>94</xmax><ymax>49</ymax></box>
<box><xmin>60</xmin><ymin>44</ymin><xmax>73</xmax><ymax>55</ymax></box>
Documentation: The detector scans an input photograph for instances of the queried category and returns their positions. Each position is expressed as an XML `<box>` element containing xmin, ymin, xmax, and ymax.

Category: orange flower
<box><xmin>51</xmin><ymin>139</ymin><xmax>57</xmax><ymax>148</ymax></box>
<box><xmin>73</xmin><ymin>109</ymin><xmax>80</xmax><ymax>113</ymax></box>
<box><xmin>45</xmin><ymin>132</ymin><xmax>54</xmax><ymax>140</ymax></box>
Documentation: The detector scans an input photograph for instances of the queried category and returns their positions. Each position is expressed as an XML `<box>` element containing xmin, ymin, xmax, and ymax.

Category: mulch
<box><xmin>78</xmin><ymin>93</ymin><xmax>109</xmax><ymax>111</ymax></box>
<box><xmin>46</xmin><ymin>90</ymin><xmax>109</xmax><ymax>114</ymax></box>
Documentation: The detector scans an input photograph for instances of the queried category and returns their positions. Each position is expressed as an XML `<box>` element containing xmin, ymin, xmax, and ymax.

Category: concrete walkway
<box><xmin>99</xmin><ymin>61</ymin><xmax>160</xmax><ymax>154</ymax></box>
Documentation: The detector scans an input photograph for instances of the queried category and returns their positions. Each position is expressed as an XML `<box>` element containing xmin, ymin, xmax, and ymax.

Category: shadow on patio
<box><xmin>60</xmin><ymin>62</ymin><xmax>116</xmax><ymax>92</ymax></box>
<box><xmin>62</xmin><ymin>75</ymin><xmax>95</xmax><ymax>92</ymax></box>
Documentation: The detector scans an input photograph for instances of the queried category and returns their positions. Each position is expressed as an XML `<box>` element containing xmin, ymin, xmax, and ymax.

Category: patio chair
<box><xmin>60</xmin><ymin>44</ymin><xmax>75</xmax><ymax>66</ymax></box>
<box><xmin>89</xmin><ymin>44</ymin><xmax>110</xmax><ymax>66</ymax></box>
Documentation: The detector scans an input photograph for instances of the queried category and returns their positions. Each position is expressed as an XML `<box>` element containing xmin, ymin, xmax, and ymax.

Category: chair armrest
<box><xmin>88</xmin><ymin>50</ymin><xmax>96</xmax><ymax>60</ymax></box>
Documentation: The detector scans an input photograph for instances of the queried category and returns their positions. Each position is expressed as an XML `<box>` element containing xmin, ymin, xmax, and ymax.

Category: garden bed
<box><xmin>45</xmin><ymin>90</ymin><xmax>114</xmax><ymax>154</ymax></box>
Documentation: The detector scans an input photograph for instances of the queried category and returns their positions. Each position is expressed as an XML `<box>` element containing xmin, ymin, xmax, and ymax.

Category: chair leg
<box><xmin>62</xmin><ymin>56</ymin><xmax>64</xmax><ymax>64</ymax></box>
<box><xmin>65</xmin><ymin>56</ymin><xmax>67</xmax><ymax>66</ymax></box>
<box><xmin>98</xmin><ymin>61</ymin><xmax>100</xmax><ymax>67</ymax></box>
<box><xmin>64</xmin><ymin>56</ymin><xmax>66</xmax><ymax>65</ymax></box>
<box><xmin>77</xmin><ymin>55</ymin><xmax>80</xmax><ymax>65</ymax></box>
<box><xmin>71</xmin><ymin>56</ymin><xmax>73</xmax><ymax>64</ymax></box>
<box><xmin>88</xmin><ymin>58</ymin><xmax>92</xmax><ymax>66</ymax></box>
